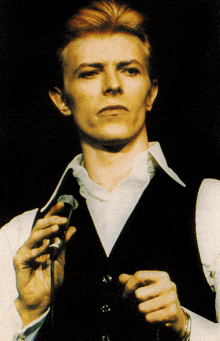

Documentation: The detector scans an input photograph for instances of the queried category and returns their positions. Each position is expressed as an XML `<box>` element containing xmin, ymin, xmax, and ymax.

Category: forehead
<box><xmin>62</xmin><ymin>33</ymin><xmax>149</xmax><ymax>70</ymax></box>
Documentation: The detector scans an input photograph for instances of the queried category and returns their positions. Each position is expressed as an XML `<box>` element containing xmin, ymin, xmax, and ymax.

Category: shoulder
<box><xmin>197</xmin><ymin>178</ymin><xmax>220</xmax><ymax>216</ymax></box>
<box><xmin>196</xmin><ymin>179</ymin><xmax>220</xmax><ymax>271</ymax></box>
<box><xmin>0</xmin><ymin>208</ymin><xmax>38</xmax><ymax>255</ymax></box>
<box><xmin>198</xmin><ymin>178</ymin><xmax>220</xmax><ymax>201</ymax></box>
<box><xmin>196</xmin><ymin>178</ymin><xmax>220</xmax><ymax>226</ymax></box>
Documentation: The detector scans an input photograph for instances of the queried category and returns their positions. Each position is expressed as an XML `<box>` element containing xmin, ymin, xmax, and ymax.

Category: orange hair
<box><xmin>66</xmin><ymin>1</ymin><xmax>149</xmax><ymax>44</ymax></box>
<box><xmin>52</xmin><ymin>1</ymin><xmax>153</xmax><ymax>89</ymax></box>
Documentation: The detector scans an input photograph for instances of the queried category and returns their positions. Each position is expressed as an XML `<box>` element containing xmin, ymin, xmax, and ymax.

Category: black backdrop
<box><xmin>0</xmin><ymin>0</ymin><xmax>220</xmax><ymax>226</ymax></box>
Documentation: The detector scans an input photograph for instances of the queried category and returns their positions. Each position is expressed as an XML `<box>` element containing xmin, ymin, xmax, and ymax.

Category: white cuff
<box><xmin>14</xmin><ymin>309</ymin><xmax>49</xmax><ymax>341</ymax></box>
<box><xmin>0</xmin><ymin>301</ymin><xmax>22</xmax><ymax>341</ymax></box>
<box><xmin>184</xmin><ymin>308</ymin><xmax>220</xmax><ymax>341</ymax></box>
<box><xmin>0</xmin><ymin>300</ymin><xmax>49</xmax><ymax>341</ymax></box>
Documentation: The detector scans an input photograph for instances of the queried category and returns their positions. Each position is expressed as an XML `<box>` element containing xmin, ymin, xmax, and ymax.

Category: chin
<box><xmin>96</xmin><ymin>139</ymin><xmax>131</xmax><ymax>152</ymax></box>
<box><xmin>78</xmin><ymin>129</ymin><xmax>133</xmax><ymax>152</ymax></box>
<box><xmin>94</xmin><ymin>128</ymin><xmax>135</xmax><ymax>149</ymax></box>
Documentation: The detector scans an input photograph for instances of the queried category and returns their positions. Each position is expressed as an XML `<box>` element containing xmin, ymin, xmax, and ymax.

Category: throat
<box><xmin>80</xmin><ymin>127</ymin><xmax>149</xmax><ymax>191</ymax></box>
<box><xmin>83</xmin><ymin>149</ymin><xmax>134</xmax><ymax>192</ymax></box>
<box><xmin>95</xmin><ymin>167</ymin><xmax>132</xmax><ymax>192</ymax></box>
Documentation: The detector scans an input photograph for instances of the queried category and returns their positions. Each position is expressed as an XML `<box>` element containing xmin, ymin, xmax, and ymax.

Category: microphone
<box><xmin>49</xmin><ymin>194</ymin><xmax>78</xmax><ymax>260</ymax></box>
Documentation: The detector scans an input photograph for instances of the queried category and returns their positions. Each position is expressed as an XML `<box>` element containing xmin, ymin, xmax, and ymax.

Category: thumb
<box><xmin>65</xmin><ymin>226</ymin><xmax>77</xmax><ymax>242</ymax></box>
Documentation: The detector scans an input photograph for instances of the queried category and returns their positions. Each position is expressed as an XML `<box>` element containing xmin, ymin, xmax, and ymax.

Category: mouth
<box><xmin>98</xmin><ymin>105</ymin><xmax>128</xmax><ymax>114</ymax></box>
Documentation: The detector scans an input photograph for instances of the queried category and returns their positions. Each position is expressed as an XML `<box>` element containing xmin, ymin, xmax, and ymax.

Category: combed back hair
<box><xmin>51</xmin><ymin>0</ymin><xmax>154</xmax><ymax>90</ymax></box>
<box><xmin>64</xmin><ymin>1</ymin><xmax>149</xmax><ymax>45</ymax></box>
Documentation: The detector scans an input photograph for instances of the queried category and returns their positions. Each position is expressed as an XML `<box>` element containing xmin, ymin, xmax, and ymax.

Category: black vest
<box><xmin>35</xmin><ymin>168</ymin><xmax>216</xmax><ymax>341</ymax></box>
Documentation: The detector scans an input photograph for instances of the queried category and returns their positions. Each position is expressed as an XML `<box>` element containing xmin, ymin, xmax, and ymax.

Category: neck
<box><xmin>81</xmin><ymin>129</ymin><xmax>149</xmax><ymax>192</ymax></box>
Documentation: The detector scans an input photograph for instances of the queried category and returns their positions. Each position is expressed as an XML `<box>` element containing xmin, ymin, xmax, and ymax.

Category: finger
<box><xmin>122</xmin><ymin>271</ymin><xmax>169</xmax><ymax>297</ymax></box>
<box><xmin>118</xmin><ymin>273</ymin><xmax>132</xmax><ymax>285</ymax></box>
<box><xmin>135</xmin><ymin>278</ymin><xmax>176</xmax><ymax>302</ymax></box>
<box><xmin>33</xmin><ymin>216</ymin><xmax>68</xmax><ymax>232</ymax></box>
<box><xmin>144</xmin><ymin>304</ymin><xmax>178</xmax><ymax>325</ymax></box>
<box><xmin>45</xmin><ymin>201</ymin><xmax>65</xmax><ymax>218</ymax></box>
<box><xmin>65</xmin><ymin>226</ymin><xmax>77</xmax><ymax>242</ymax></box>
<box><xmin>14</xmin><ymin>239</ymin><xmax>50</xmax><ymax>268</ymax></box>
<box><xmin>138</xmin><ymin>291</ymin><xmax>177</xmax><ymax>315</ymax></box>
<box><xmin>31</xmin><ymin>239</ymin><xmax>50</xmax><ymax>261</ymax></box>
<box><xmin>50</xmin><ymin>225</ymin><xmax>77</xmax><ymax>247</ymax></box>
<box><xmin>51</xmin><ymin>236</ymin><xmax>61</xmax><ymax>246</ymax></box>
<box><xmin>51</xmin><ymin>226</ymin><xmax>77</xmax><ymax>266</ymax></box>
<box><xmin>49</xmin><ymin>226</ymin><xmax>76</xmax><ymax>251</ymax></box>
<box><xmin>135</xmin><ymin>283</ymin><xmax>160</xmax><ymax>301</ymax></box>
<box><xmin>26</xmin><ymin>224</ymin><xmax>60</xmax><ymax>249</ymax></box>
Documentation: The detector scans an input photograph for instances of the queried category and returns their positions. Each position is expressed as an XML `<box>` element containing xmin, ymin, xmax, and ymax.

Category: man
<box><xmin>0</xmin><ymin>1</ymin><xmax>218</xmax><ymax>340</ymax></box>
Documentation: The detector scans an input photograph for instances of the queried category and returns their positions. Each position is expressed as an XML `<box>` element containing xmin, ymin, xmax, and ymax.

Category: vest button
<box><xmin>101</xmin><ymin>304</ymin><xmax>111</xmax><ymax>313</ymax></box>
<box><xmin>102</xmin><ymin>275</ymin><xmax>112</xmax><ymax>283</ymax></box>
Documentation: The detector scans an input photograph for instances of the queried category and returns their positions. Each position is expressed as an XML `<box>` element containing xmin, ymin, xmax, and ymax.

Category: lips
<box><xmin>98</xmin><ymin>105</ymin><xmax>128</xmax><ymax>114</ymax></box>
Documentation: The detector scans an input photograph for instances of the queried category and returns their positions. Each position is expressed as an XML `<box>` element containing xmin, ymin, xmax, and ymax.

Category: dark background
<box><xmin>0</xmin><ymin>0</ymin><xmax>220</xmax><ymax>226</ymax></box>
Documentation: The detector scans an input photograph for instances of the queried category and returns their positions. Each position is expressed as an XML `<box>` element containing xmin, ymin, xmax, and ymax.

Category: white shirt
<box><xmin>196</xmin><ymin>179</ymin><xmax>220</xmax><ymax>323</ymax></box>
<box><xmin>0</xmin><ymin>142</ymin><xmax>218</xmax><ymax>340</ymax></box>
<box><xmin>41</xmin><ymin>142</ymin><xmax>185</xmax><ymax>256</ymax></box>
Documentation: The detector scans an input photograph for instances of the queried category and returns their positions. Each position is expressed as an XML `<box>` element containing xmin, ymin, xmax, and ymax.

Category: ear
<box><xmin>49</xmin><ymin>87</ymin><xmax>71</xmax><ymax>116</ymax></box>
<box><xmin>145</xmin><ymin>80</ymin><xmax>158</xmax><ymax>111</ymax></box>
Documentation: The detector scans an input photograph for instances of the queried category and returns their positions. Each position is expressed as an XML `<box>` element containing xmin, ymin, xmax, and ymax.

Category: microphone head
<box><xmin>57</xmin><ymin>194</ymin><xmax>78</xmax><ymax>209</ymax></box>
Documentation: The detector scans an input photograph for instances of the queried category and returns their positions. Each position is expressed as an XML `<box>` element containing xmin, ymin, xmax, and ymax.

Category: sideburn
<box><xmin>61</xmin><ymin>89</ymin><xmax>76</xmax><ymax>113</ymax></box>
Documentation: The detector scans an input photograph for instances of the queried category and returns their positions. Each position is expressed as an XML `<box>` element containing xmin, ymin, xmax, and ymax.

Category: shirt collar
<box><xmin>148</xmin><ymin>142</ymin><xmax>185</xmax><ymax>187</ymax></box>
<box><xmin>41</xmin><ymin>142</ymin><xmax>185</xmax><ymax>211</ymax></box>
<box><xmin>73</xmin><ymin>147</ymin><xmax>155</xmax><ymax>201</ymax></box>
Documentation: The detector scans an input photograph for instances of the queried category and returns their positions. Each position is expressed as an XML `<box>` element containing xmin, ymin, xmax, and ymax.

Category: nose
<box><xmin>102</xmin><ymin>67</ymin><xmax>122</xmax><ymax>95</ymax></box>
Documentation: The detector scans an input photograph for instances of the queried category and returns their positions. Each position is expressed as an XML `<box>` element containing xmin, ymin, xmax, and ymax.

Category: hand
<box><xmin>119</xmin><ymin>271</ymin><xmax>186</xmax><ymax>337</ymax></box>
<box><xmin>13</xmin><ymin>202</ymin><xmax>76</xmax><ymax>327</ymax></box>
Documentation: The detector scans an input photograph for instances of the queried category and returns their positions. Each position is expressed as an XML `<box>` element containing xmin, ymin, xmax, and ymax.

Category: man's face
<box><xmin>56</xmin><ymin>33</ymin><xmax>157</xmax><ymax>146</ymax></box>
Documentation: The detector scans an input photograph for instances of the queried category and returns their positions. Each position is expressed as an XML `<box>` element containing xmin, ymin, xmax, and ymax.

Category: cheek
<box><xmin>126</xmin><ymin>79</ymin><xmax>150</xmax><ymax>103</ymax></box>
<box><xmin>128</xmin><ymin>90</ymin><xmax>149</xmax><ymax>113</ymax></box>
<box><xmin>71</xmin><ymin>80</ymin><xmax>101</xmax><ymax>101</ymax></box>
<box><xmin>70</xmin><ymin>94</ymin><xmax>96</xmax><ymax>128</ymax></box>
<box><xmin>71</xmin><ymin>83</ymin><xmax>102</xmax><ymax>118</ymax></box>
<box><xmin>66</xmin><ymin>88</ymin><xmax>89</xmax><ymax>113</ymax></box>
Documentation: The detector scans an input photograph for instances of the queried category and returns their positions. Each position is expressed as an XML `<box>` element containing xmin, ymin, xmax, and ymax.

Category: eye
<box><xmin>78</xmin><ymin>70</ymin><xmax>99</xmax><ymax>79</ymax></box>
<box><xmin>123</xmin><ymin>68</ymin><xmax>140</xmax><ymax>76</ymax></box>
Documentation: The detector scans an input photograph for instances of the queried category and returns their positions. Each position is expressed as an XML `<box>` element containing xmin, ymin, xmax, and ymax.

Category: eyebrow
<box><xmin>117</xmin><ymin>60</ymin><xmax>144</xmax><ymax>70</ymax></box>
<box><xmin>73</xmin><ymin>59</ymin><xmax>145</xmax><ymax>75</ymax></box>
<box><xmin>73</xmin><ymin>63</ymin><xmax>103</xmax><ymax>76</ymax></box>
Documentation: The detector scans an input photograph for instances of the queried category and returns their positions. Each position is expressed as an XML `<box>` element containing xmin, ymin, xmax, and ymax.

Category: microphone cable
<box><xmin>50</xmin><ymin>259</ymin><xmax>55</xmax><ymax>335</ymax></box>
